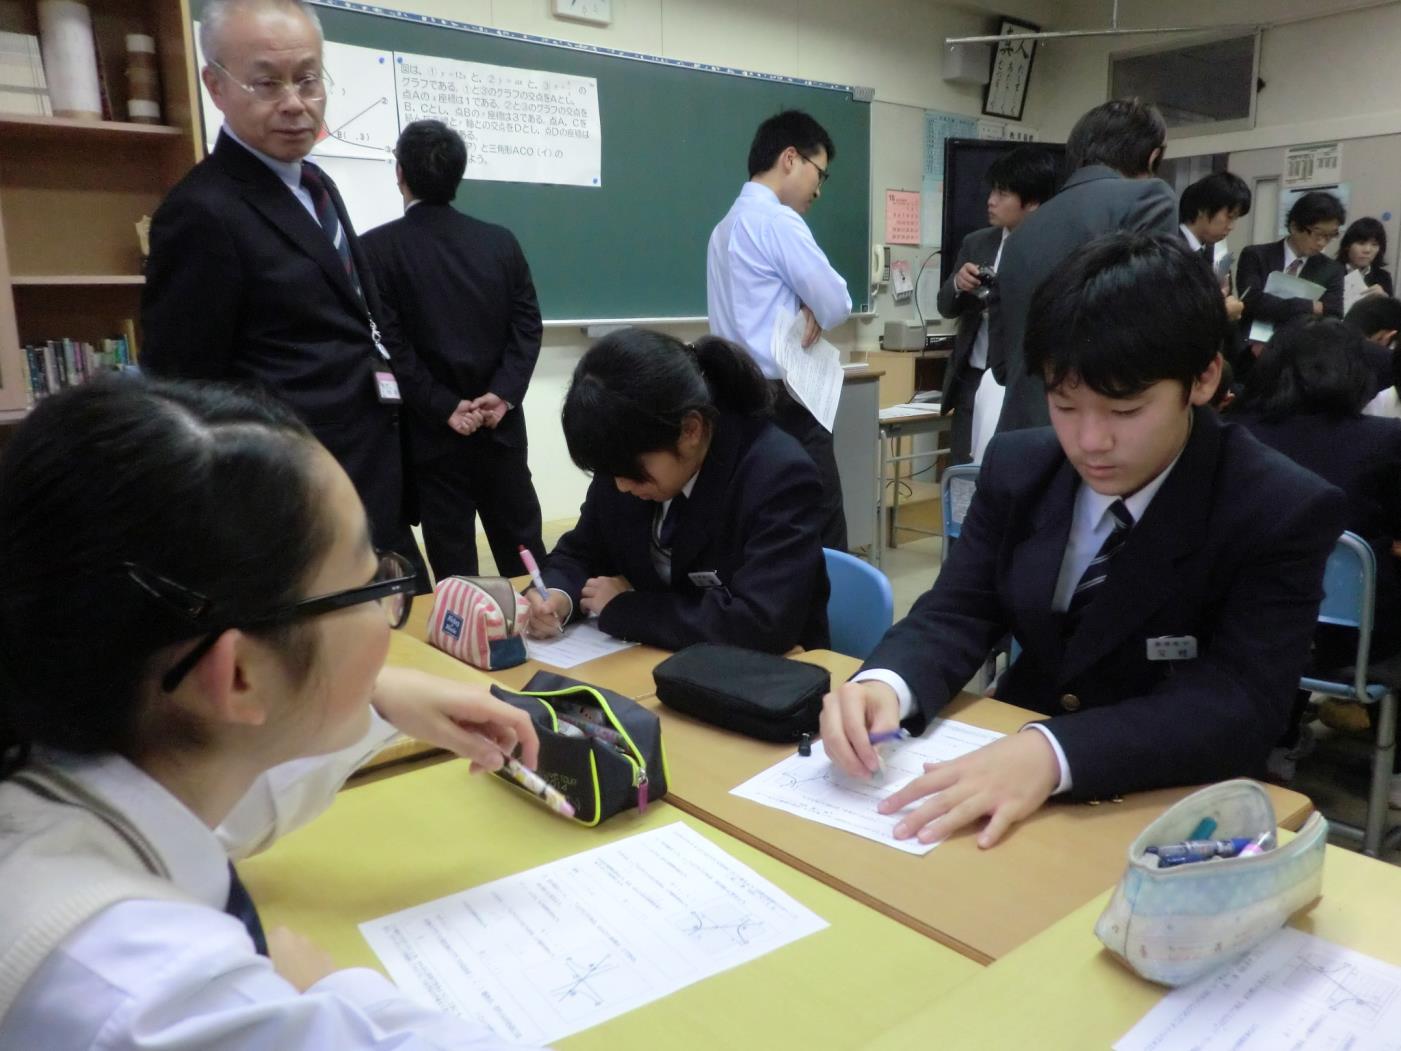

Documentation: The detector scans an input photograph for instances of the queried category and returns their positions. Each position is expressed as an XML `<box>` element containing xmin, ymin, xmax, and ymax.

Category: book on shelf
<box><xmin>0</xmin><ymin>31</ymin><xmax>52</xmax><ymax>117</ymax></box>
<box><xmin>21</xmin><ymin>336</ymin><xmax>137</xmax><ymax>405</ymax></box>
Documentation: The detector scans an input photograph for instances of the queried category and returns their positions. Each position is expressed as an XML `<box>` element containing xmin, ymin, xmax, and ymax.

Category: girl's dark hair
<box><xmin>1336</xmin><ymin>216</ymin><xmax>1388</xmax><ymax>268</ymax></box>
<box><xmin>1026</xmin><ymin>232</ymin><xmax>1226</xmax><ymax>399</ymax></box>
<box><xmin>1237</xmin><ymin>317</ymin><xmax>1374</xmax><ymax>420</ymax></box>
<box><xmin>561</xmin><ymin>328</ymin><xmax>771</xmax><ymax>480</ymax></box>
<box><xmin>0</xmin><ymin>377</ymin><xmax>329</xmax><ymax>777</ymax></box>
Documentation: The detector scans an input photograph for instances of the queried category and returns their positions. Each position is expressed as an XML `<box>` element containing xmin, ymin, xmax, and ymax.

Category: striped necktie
<box><xmin>1067</xmin><ymin>499</ymin><xmax>1134</xmax><ymax>623</ymax></box>
<box><xmin>1286</xmin><ymin>257</ymin><xmax>1303</xmax><ymax>277</ymax></box>
<box><xmin>299</xmin><ymin>162</ymin><xmax>362</xmax><ymax>299</ymax></box>
<box><xmin>224</xmin><ymin>861</ymin><xmax>269</xmax><ymax>956</ymax></box>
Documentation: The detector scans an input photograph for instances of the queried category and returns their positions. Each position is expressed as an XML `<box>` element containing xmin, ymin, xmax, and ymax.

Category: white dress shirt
<box><xmin>0</xmin><ymin>716</ymin><xmax>536</xmax><ymax>1050</ymax></box>
<box><xmin>222</xmin><ymin>124</ymin><xmax>319</xmax><ymax>225</ymax></box>
<box><xmin>706</xmin><ymin>182</ymin><xmax>851</xmax><ymax>378</ymax></box>
<box><xmin>1179</xmin><ymin>224</ymin><xmax>1228</xmax><ymax>272</ymax></box>
<box><xmin>854</xmin><ymin>449</ymin><xmax>1184</xmax><ymax>795</ymax></box>
<box><xmin>967</xmin><ymin>230</ymin><xmax>1009</xmax><ymax>370</ymax></box>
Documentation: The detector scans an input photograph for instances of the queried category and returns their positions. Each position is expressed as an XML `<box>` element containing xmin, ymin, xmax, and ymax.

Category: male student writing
<box><xmin>820</xmin><ymin>232</ymin><xmax>1345</xmax><ymax>848</ymax></box>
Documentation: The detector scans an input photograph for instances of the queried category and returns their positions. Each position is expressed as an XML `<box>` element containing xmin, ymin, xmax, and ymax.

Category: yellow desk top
<box><xmin>645</xmin><ymin>649</ymin><xmax>1314</xmax><ymax>964</ymax></box>
<box><xmin>867</xmin><ymin>841</ymin><xmax>1401</xmax><ymax>1049</ymax></box>
<box><xmin>238</xmin><ymin>759</ymin><xmax>978</xmax><ymax>1048</ymax></box>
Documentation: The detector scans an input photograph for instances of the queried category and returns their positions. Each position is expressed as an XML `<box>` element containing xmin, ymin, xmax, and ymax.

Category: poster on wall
<box><xmin>983</xmin><ymin>18</ymin><xmax>1038</xmax><ymax>121</ymax></box>
<box><xmin>1283</xmin><ymin>142</ymin><xmax>1343</xmax><ymax>188</ymax></box>
<box><xmin>922</xmin><ymin>110</ymin><xmax>978</xmax><ymax>246</ymax></box>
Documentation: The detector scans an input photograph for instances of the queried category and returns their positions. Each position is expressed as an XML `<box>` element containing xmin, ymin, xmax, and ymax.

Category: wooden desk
<box><xmin>866</xmin><ymin>841</ymin><xmax>1401</xmax><ymax>1048</ymax></box>
<box><xmin>238</xmin><ymin>760</ymin><xmax>979</xmax><ymax>1048</ymax></box>
<box><xmin>644</xmin><ymin>649</ymin><xmax>1314</xmax><ymax>964</ymax></box>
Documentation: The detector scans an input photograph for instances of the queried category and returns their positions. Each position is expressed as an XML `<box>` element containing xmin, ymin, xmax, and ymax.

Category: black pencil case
<box><xmin>490</xmin><ymin>671</ymin><xmax>669</xmax><ymax>826</ymax></box>
<box><xmin>652</xmin><ymin>644</ymin><xmax>830</xmax><ymax>742</ymax></box>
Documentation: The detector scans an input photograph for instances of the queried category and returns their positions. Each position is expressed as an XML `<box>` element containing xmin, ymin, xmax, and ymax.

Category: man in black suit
<box><xmin>991</xmin><ymin>99</ymin><xmax>1178</xmax><ymax>435</ymax></box>
<box><xmin>936</xmin><ymin>146</ymin><xmax>1057</xmax><ymax>464</ymax></box>
<box><xmin>820</xmin><ymin>234</ymin><xmax>1343</xmax><ymax>849</ymax></box>
<box><xmin>1237</xmin><ymin>190</ymin><xmax>1347</xmax><ymax>332</ymax></box>
<box><xmin>141</xmin><ymin>0</ymin><xmax>417</xmax><ymax>571</ymax></box>
<box><xmin>361</xmin><ymin>120</ymin><xmax>545</xmax><ymax>581</ymax></box>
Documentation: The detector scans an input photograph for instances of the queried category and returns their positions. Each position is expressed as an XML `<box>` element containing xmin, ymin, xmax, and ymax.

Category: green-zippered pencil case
<box><xmin>489</xmin><ymin>671</ymin><xmax>670</xmax><ymax>826</ymax></box>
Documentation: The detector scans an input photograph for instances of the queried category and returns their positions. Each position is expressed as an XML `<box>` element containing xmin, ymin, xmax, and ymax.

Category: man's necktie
<box><xmin>224</xmin><ymin>861</ymin><xmax>269</xmax><ymax>956</ymax></box>
<box><xmin>657</xmin><ymin>492</ymin><xmax>687</xmax><ymax>550</ymax></box>
<box><xmin>1200</xmin><ymin>243</ymin><xmax>1214</xmax><ymax>266</ymax></box>
<box><xmin>1066</xmin><ymin>500</ymin><xmax>1134</xmax><ymax>623</ymax></box>
<box><xmin>1286</xmin><ymin>257</ymin><xmax>1303</xmax><ymax>277</ymax></box>
<box><xmin>299</xmin><ymin>162</ymin><xmax>361</xmax><ymax>297</ymax></box>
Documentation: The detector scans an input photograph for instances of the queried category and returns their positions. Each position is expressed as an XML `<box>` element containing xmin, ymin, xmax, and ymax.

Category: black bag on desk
<box><xmin>490</xmin><ymin>671</ymin><xmax>669</xmax><ymax>826</ymax></box>
<box><xmin>652</xmin><ymin>644</ymin><xmax>830</xmax><ymax>742</ymax></box>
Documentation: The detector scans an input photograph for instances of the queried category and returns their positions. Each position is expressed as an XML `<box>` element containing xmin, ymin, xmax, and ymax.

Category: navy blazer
<box><xmin>140</xmin><ymin>132</ymin><xmax>404</xmax><ymax>544</ymax></box>
<box><xmin>360</xmin><ymin>204</ymin><xmax>542</xmax><ymax>463</ymax></box>
<box><xmin>1234</xmin><ymin>410</ymin><xmax>1401</xmax><ymax>650</ymax></box>
<box><xmin>936</xmin><ymin>225</ymin><xmax>1002</xmax><ymax>409</ymax></box>
<box><xmin>990</xmin><ymin>165</ymin><xmax>1178</xmax><ymax>434</ymax></box>
<box><xmin>861</xmin><ymin>409</ymin><xmax>1345</xmax><ymax>800</ymax></box>
<box><xmin>542</xmin><ymin>413</ymin><xmax>830</xmax><ymax>653</ymax></box>
<box><xmin>1237</xmin><ymin>240</ymin><xmax>1345</xmax><ymax>326</ymax></box>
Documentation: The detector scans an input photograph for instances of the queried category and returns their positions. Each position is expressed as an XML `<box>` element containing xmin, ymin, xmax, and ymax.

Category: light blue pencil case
<box><xmin>1093</xmin><ymin>778</ymin><xmax>1327</xmax><ymax>986</ymax></box>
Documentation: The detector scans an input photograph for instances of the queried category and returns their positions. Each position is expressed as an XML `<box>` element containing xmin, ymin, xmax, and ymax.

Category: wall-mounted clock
<box><xmin>552</xmin><ymin>0</ymin><xmax>613</xmax><ymax>27</ymax></box>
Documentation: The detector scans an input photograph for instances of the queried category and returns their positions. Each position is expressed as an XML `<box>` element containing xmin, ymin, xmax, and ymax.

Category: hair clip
<box><xmin>123</xmin><ymin>563</ymin><xmax>216</xmax><ymax>623</ymax></box>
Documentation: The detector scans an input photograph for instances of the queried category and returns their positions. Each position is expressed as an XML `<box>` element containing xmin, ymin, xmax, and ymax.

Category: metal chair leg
<box><xmin>1363</xmin><ymin>689</ymin><xmax>1396</xmax><ymax>857</ymax></box>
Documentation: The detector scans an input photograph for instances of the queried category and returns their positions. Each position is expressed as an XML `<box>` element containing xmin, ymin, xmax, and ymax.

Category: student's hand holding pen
<box><xmin>372</xmin><ymin>667</ymin><xmax>540</xmax><ymax>773</ymax></box>
<box><xmin>521</xmin><ymin>587</ymin><xmax>569</xmax><ymax>639</ymax></box>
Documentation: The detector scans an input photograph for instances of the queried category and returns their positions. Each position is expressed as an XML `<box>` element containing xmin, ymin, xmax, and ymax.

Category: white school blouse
<box><xmin>0</xmin><ymin>716</ymin><xmax>541</xmax><ymax>1051</ymax></box>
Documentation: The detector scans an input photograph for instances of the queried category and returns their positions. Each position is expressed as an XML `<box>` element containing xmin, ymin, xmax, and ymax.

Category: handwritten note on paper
<box><xmin>360</xmin><ymin>823</ymin><xmax>828</xmax><ymax>1045</ymax></box>
<box><xmin>524</xmin><ymin>621</ymin><xmax>637</xmax><ymax>669</ymax></box>
<box><xmin>771</xmin><ymin>306</ymin><xmax>843</xmax><ymax>432</ymax></box>
<box><xmin>885</xmin><ymin>190</ymin><xmax>922</xmax><ymax>245</ymax></box>
<box><xmin>1116</xmin><ymin>927</ymin><xmax>1401</xmax><ymax>1051</ymax></box>
<box><xmin>730</xmin><ymin>719</ymin><xmax>1005</xmax><ymax>855</ymax></box>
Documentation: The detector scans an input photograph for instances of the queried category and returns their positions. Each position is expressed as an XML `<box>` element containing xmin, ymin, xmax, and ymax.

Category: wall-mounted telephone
<box><xmin>871</xmin><ymin>243</ymin><xmax>890</xmax><ymax>288</ymax></box>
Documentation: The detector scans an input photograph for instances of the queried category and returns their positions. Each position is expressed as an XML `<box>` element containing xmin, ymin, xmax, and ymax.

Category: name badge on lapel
<box><xmin>688</xmin><ymin>571</ymin><xmax>724</xmax><ymax>589</ymax></box>
<box><xmin>373</xmin><ymin>370</ymin><xmax>402</xmax><ymax>404</ymax></box>
<box><xmin>1146</xmin><ymin>636</ymin><xmax>1197</xmax><ymax>661</ymax></box>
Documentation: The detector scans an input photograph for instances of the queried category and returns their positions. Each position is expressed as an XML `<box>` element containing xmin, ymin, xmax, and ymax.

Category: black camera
<box><xmin>971</xmin><ymin>265</ymin><xmax>998</xmax><ymax>300</ymax></box>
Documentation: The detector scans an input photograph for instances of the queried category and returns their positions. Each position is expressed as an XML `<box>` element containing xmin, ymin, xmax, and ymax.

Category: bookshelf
<box><xmin>0</xmin><ymin>0</ymin><xmax>201</xmax><ymax>418</ymax></box>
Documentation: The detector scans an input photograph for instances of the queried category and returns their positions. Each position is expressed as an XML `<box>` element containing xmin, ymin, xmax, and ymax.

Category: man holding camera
<box><xmin>936</xmin><ymin>145</ymin><xmax>1057</xmax><ymax>464</ymax></box>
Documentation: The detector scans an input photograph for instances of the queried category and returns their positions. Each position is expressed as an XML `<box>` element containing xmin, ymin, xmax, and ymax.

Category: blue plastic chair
<box><xmin>940</xmin><ymin>463</ymin><xmax>981</xmax><ymax>551</ymax></box>
<box><xmin>823</xmin><ymin>548</ymin><xmax>894</xmax><ymax>660</ymax></box>
<box><xmin>1298</xmin><ymin>531</ymin><xmax>1400</xmax><ymax>857</ymax></box>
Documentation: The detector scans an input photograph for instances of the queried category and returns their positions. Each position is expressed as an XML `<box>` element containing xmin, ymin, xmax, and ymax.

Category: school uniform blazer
<box><xmin>140</xmin><ymin>132</ymin><xmax>403</xmax><ymax>543</ymax></box>
<box><xmin>935</xmin><ymin>225</ymin><xmax>1002</xmax><ymax>410</ymax></box>
<box><xmin>859</xmin><ymin>408</ymin><xmax>1346</xmax><ymax>800</ymax></box>
<box><xmin>990</xmin><ymin>165</ymin><xmax>1178</xmax><ymax>434</ymax></box>
<box><xmin>1236</xmin><ymin>240</ymin><xmax>1345</xmax><ymax>326</ymax></box>
<box><xmin>359</xmin><ymin>203</ymin><xmax>542</xmax><ymax>464</ymax></box>
<box><xmin>541</xmin><ymin>413</ymin><xmax>831</xmax><ymax>653</ymax></box>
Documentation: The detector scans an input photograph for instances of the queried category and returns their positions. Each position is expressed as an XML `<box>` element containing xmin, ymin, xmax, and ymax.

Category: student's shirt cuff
<box><xmin>851</xmin><ymin>669</ymin><xmax>917</xmax><ymax>720</ymax></box>
<box><xmin>1023</xmin><ymin>722</ymin><xmax>1072</xmax><ymax>795</ymax></box>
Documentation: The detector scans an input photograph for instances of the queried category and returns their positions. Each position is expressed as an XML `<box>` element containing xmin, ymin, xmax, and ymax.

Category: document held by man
<box><xmin>360</xmin><ymin>823</ymin><xmax>828</xmax><ymax>1045</ymax></box>
<box><xmin>771</xmin><ymin>305</ymin><xmax>843</xmax><ymax>432</ymax></box>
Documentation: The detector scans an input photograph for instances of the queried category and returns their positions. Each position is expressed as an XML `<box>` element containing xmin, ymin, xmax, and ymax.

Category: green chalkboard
<box><xmin>194</xmin><ymin>1</ymin><xmax>870</xmax><ymax>320</ymax></box>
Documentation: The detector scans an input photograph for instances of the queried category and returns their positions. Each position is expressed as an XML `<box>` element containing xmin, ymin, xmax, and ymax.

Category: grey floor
<box><xmin>462</xmin><ymin>518</ymin><xmax>1401</xmax><ymax>867</ymax></box>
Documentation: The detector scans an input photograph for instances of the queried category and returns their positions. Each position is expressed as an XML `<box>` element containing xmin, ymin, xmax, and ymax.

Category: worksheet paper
<box><xmin>1246</xmin><ymin>270</ymin><xmax>1326</xmax><ymax>344</ymax></box>
<box><xmin>880</xmin><ymin>403</ymin><xmax>941</xmax><ymax>420</ymax></box>
<box><xmin>1344</xmin><ymin>267</ymin><xmax>1375</xmax><ymax>314</ymax></box>
<box><xmin>1116</xmin><ymin>927</ymin><xmax>1401</xmax><ymax>1051</ymax></box>
<box><xmin>360</xmin><ymin>823</ymin><xmax>828</xmax><ymax>1045</ymax></box>
<box><xmin>730</xmin><ymin>719</ymin><xmax>1005</xmax><ymax>855</ymax></box>
<box><xmin>771</xmin><ymin>306</ymin><xmax>843</xmax><ymax>432</ymax></box>
<box><xmin>524</xmin><ymin>621</ymin><xmax>637</xmax><ymax>668</ymax></box>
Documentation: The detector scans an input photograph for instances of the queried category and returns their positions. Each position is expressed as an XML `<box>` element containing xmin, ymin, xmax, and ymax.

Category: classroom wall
<box><xmin>1031</xmin><ymin>0</ymin><xmax>1401</xmax><ymax>155</ymax></box>
<box><xmin>354</xmin><ymin>0</ymin><xmax>1059</xmax><ymax>520</ymax></box>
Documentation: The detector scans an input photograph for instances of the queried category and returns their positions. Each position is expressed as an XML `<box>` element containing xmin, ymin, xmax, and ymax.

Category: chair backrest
<box><xmin>823</xmin><ymin>548</ymin><xmax>894</xmax><ymax>660</ymax></box>
<box><xmin>941</xmin><ymin>464</ymin><xmax>980</xmax><ymax>546</ymax></box>
<box><xmin>1301</xmin><ymin>531</ymin><xmax>1377</xmax><ymax>701</ymax></box>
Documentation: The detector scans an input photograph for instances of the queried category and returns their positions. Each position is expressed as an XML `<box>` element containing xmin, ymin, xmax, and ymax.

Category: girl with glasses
<box><xmin>0</xmin><ymin>377</ymin><xmax>543</xmax><ymax>1049</ymax></box>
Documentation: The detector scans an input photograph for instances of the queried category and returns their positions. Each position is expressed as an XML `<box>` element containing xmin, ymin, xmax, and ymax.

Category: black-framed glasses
<box><xmin>798</xmin><ymin>151</ymin><xmax>830</xmax><ymax>186</ymax></box>
<box><xmin>129</xmin><ymin>551</ymin><xmax>418</xmax><ymax>693</ymax></box>
<box><xmin>209</xmin><ymin>59</ymin><xmax>332</xmax><ymax>103</ymax></box>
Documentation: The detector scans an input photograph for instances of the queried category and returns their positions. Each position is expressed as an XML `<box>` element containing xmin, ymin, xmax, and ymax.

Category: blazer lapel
<box><xmin>212</xmin><ymin>134</ymin><xmax>366</xmax><ymax>317</ymax></box>
<box><xmin>1058</xmin><ymin>408</ymin><xmax>1219</xmax><ymax>682</ymax></box>
<box><xmin>1007</xmin><ymin>458</ymin><xmax>1078</xmax><ymax>658</ymax></box>
<box><xmin>668</xmin><ymin>416</ymin><xmax>744</xmax><ymax>576</ymax></box>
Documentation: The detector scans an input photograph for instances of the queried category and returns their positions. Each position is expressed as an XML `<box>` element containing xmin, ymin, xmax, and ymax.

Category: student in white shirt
<box><xmin>1177</xmin><ymin>171</ymin><xmax>1251</xmax><ymax>321</ymax></box>
<box><xmin>706</xmin><ymin>109</ymin><xmax>852</xmax><ymax>549</ymax></box>
<box><xmin>0</xmin><ymin>377</ymin><xmax>544</xmax><ymax>1050</ymax></box>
